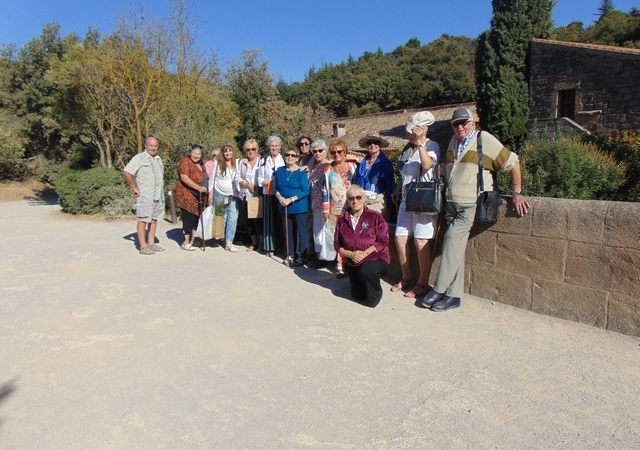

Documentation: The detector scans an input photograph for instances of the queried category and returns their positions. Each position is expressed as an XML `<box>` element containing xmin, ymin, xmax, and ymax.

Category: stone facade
<box><xmin>529</xmin><ymin>38</ymin><xmax>640</xmax><ymax>134</ymax></box>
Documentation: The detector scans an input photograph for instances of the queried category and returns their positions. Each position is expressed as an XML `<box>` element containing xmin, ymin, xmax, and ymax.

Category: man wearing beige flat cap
<box><xmin>421</xmin><ymin>108</ymin><xmax>530</xmax><ymax>312</ymax></box>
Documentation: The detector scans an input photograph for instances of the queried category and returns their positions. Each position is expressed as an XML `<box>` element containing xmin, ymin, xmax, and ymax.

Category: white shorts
<box><xmin>395</xmin><ymin>201</ymin><xmax>437</xmax><ymax>239</ymax></box>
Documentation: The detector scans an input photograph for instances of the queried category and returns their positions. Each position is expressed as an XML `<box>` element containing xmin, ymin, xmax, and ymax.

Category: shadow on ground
<box><xmin>26</xmin><ymin>184</ymin><xmax>59</xmax><ymax>206</ymax></box>
<box><xmin>293</xmin><ymin>264</ymin><xmax>366</xmax><ymax>307</ymax></box>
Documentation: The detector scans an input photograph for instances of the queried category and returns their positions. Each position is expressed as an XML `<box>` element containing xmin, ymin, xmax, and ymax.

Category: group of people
<box><xmin>123</xmin><ymin>108</ymin><xmax>530</xmax><ymax>311</ymax></box>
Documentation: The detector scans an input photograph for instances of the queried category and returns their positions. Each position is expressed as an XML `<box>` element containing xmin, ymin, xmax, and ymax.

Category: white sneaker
<box><xmin>225</xmin><ymin>244</ymin><xmax>239</xmax><ymax>253</ymax></box>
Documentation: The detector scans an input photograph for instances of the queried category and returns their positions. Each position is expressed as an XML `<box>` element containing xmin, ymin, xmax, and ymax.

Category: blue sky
<box><xmin>1</xmin><ymin>0</ymin><xmax>637</xmax><ymax>83</ymax></box>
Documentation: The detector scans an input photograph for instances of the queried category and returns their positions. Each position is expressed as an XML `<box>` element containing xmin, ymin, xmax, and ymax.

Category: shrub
<box><xmin>584</xmin><ymin>131</ymin><xmax>640</xmax><ymax>202</ymax></box>
<box><xmin>55</xmin><ymin>166</ymin><xmax>133</xmax><ymax>216</ymax></box>
<box><xmin>519</xmin><ymin>137</ymin><xmax>627</xmax><ymax>200</ymax></box>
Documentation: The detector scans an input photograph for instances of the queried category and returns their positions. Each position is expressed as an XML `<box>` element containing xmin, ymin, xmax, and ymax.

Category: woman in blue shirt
<box><xmin>274</xmin><ymin>147</ymin><xmax>310</xmax><ymax>267</ymax></box>
<box><xmin>353</xmin><ymin>132</ymin><xmax>395</xmax><ymax>221</ymax></box>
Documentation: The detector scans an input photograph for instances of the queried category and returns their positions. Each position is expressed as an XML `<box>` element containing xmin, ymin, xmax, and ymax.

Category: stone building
<box><xmin>528</xmin><ymin>38</ymin><xmax>640</xmax><ymax>136</ymax></box>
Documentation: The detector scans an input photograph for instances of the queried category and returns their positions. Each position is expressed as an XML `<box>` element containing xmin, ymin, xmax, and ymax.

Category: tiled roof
<box><xmin>532</xmin><ymin>38</ymin><xmax>640</xmax><ymax>56</ymax></box>
<box><xmin>320</xmin><ymin>102</ymin><xmax>477</xmax><ymax>159</ymax></box>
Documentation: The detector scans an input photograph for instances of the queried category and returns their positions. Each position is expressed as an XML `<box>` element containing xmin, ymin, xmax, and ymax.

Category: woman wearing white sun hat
<box><xmin>390</xmin><ymin>111</ymin><xmax>440</xmax><ymax>300</ymax></box>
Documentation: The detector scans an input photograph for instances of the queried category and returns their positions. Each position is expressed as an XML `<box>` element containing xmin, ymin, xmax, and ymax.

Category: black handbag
<box><xmin>475</xmin><ymin>131</ymin><xmax>503</xmax><ymax>224</ymax></box>
<box><xmin>404</xmin><ymin>156</ymin><xmax>443</xmax><ymax>214</ymax></box>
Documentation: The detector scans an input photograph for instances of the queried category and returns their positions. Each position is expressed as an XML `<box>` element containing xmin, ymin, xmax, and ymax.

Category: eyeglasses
<box><xmin>245</xmin><ymin>148</ymin><xmax>257</xmax><ymax>152</ymax></box>
<box><xmin>330</xmin><ymin>149</ymin><xmax>344</xmax><ymax>156</ymax></box>
<box><xmin>452</xmin><ymin>121</ymin><xmax>469</xmax><ymax>128</ymax></box>
<box><xmin>347</xmin><ymin>195</ymin><xmax>363</xmax><ymax>201</ymax></box>
<box><xmin>298</xmin><ymin>142</ymin><xmax>310</xmax><ymax>147</ymax></box>
<box><xmin>312</xmin><ymin>149</ymin><xmax>324</xmax><ymax>154</ymax></box>
<box><xmin>284</xmin><ymin>153</ymin><xmax>298</xmax><ymax>158</ymax></box>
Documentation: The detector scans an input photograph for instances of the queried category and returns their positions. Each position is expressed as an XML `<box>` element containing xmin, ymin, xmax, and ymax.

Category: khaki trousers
<box><xmin>433</xmin><ymin>201</ymin><xmax>477</xmax><ymax>297</ymax></box>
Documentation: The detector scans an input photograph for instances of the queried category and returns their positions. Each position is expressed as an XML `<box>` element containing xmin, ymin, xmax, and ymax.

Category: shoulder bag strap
<box><xmin>477</xmin><ymin>131</ymin><xmax>484</xmax><ymax>194</ymax></box>
<box><xmin>476</xmin><ymin>130</ymin><xmax>500</xmax><ymax>194</ymax></box>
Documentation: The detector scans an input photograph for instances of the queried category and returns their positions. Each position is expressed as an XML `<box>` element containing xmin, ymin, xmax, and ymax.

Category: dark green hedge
<box><xmin>55</xmin><ymin>167</ymin><xmax>132</xmax><ymax>217</ymax></box>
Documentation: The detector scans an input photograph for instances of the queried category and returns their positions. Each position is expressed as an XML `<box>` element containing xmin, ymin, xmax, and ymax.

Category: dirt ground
<box><xmin>0</xmin><ymin>179</ymin><xmax>56</xmax><ymax>203</ymax></box>
<box><xmin>1</xmin><ymin>192</ymin><xmax>639</xmax><ymax>449</ymax></box>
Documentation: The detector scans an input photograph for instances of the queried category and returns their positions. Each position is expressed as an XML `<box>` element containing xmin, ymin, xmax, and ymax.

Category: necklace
<box><xmin>286</xmin><ymin>167</ymin><xmax>298</xmax><ymax>181</ymax></box>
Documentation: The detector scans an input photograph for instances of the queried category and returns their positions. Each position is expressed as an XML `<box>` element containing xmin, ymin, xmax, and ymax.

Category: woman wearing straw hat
<box><xmin>353</xmin><ymin>132</ymin><xmax>395</xmax><ymax>221</ymax></box>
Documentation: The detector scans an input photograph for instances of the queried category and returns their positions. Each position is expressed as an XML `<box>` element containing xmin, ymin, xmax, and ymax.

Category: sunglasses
<box><xmin>312</xmin><ymin>149</ymin><xmax>324</xmax><ymax>154</ymax></box>
<box><xmin>298</xmin><ymin>142</ymin><xmax>310</xmax><ymax>147</ymax></box>
<box><xmin>245</xmin><ymin>147</ymin><xmax>257</xmax><ymax>152</ymax></box>
<box><xmin>330</xmin><ymin>149</ymin><xmax>345</xmax><ymax>156</ymax></box>
<box><xmin>452</xmin><ymin>121</ymin><xmax>469</xmax><ymax>128</ymax></box>
<box><xmin>284</xmin><ymin>153</ymin><xmax>298</xmax><ymax>158</ymax></box>
<box><xmin>366</xmin><ymin>141</ymin><xmax>379</xmax><ymax>147</ymax></box>
<box><xmin>347</xmin><ymin>195</ymin><xmax>363</xmax><ymax>201</ymax></box>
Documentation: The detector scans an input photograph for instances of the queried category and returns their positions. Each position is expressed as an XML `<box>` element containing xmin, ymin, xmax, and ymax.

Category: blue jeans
<box><xmin>214</xmin><ymin>193</ymin><xmax>239</xmax><ymax>244</ymax></box>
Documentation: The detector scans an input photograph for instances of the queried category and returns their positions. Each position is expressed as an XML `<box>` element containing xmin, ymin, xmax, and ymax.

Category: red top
<box><xmin>175</xmin><ymin>156</ymin><xmax>205</xmax><ymax>215</ymax></box>
<box><xmin>334</xmin><ymin>207</ymin><xmax>390</xmax><ymax>266</ymax></box>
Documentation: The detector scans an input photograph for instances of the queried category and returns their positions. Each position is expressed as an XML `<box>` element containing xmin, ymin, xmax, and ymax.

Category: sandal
<box><xmin>283</xmin><ymin>256</ymin><xmax>293</xmax><ymax>267</ymax></box>
<box><xmin>336</xmin><ymin>267</ymin><xmax>346</xmax><ymax>279</ymax></box>
<box><xmin>390</xmin><ymin>278</ymin><xmax>411</xmax><ymax>292</ymax></box>
<box><xmin>139</xmin><ymin>246</ymin><xmax>155</xmax><ymax>255</ymax></box>
<box><xmin>246</xmin><ymin>245</ymin><xmax>254</xmax><ymax>252</ymax></box>
<box><xmin>404</xmin><ymin>284</ymin><xmax>427</xmax><ymax>299</ymax></box>
<box><xmin>292</xmin><ymin>258</ymin><xmax>305</xmax><ymax>267</ymax></box>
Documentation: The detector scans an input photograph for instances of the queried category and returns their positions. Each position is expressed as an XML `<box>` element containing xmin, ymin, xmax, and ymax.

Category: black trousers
<box><xmin>347</xmin><ymin>259</ymin><xmax>389</xmax><ymax>307</ymax></box>
<box><xmin>181</xmin><ymin>209</ymin><xmax>199</xmax><ymax>235</ymax></box>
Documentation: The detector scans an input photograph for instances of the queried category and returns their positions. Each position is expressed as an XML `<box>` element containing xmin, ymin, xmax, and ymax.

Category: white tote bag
<box><xmin>318</xmin><ymin>220</ymin><xmax>337</xmax><ymax>261</ymax></box>
<box><xmin>195</xmin><ymin>205</ymin><xmax>214</xmax><ymax>241</ymax></box>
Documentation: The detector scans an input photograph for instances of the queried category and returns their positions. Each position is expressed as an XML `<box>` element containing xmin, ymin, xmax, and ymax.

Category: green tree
<box><xmin>286</xmin><ymin>35</ymin><xmax>476</xmax><ymax>118</ymax></box>
<box><xmin>554</xmin><ymin>6</ymin><xmax>640</xmax><ymax>47</ymax></box>
<box><xmin>1</xmin><ymin>24</ymin><xmax>80</xmax><ymax>163</ymax></box>
<box><xmin>475</xmin><ymin>0</ymin><xmax>554</xmax><ymax>152</ymax></box>
<box><xmin>46</xmin><ymin>0</ymin><xmax>239</xmax><ymax>177</ymax></box>
<box><xmin>226</xmin><ymin>49</ymin><xmax>278</xmax><ymax>147</ymax></box>
<box><xmin>597</xmin><ymin>0</ymin><xmax>616</xmax><ymax>20</ymax></box>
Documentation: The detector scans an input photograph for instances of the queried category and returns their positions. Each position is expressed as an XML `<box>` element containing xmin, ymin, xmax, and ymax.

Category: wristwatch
<box><xmin>513</xmin><ymin>191</ymin><xmax>523</xmax><ymax>196</ymax></box>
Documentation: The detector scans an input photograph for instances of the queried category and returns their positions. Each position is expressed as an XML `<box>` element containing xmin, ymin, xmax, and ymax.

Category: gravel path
<box><xmin>1</xmin><ymin>200</ymin><xmax>639</xmax><ymax>449</ymax></box>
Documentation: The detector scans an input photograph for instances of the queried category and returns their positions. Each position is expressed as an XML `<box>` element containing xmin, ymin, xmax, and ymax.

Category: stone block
<box><xmin>532</xmin><ymin>280</ymin><xmax>607</xmax><ymax>328</ymax></box>
<box><xmin>607</xmin><ymin>292</ymin><xmax>640</xmax><ymax>336</ymax></box>
<box><xmin>531</xmin><ymin>197</ymin><xmax>569</xmax><ymax>239</ymax></box>
<box><xmin>504</xmin><ymin>196</ymin><xmax>534</xmax><ymax>235</ymax></box>
<box><xmin>496</xmin><ymin>235</ymin><xmax>565</xmax><ymax>281</ymax></box>
<box><xmin>469</xmin><ymin>266</ymin><xmax>532</xmax><ymax>310</ymax></box>
<box><xmin>467</xmin><ymin>230</ymin><xmax>497</xmax><ymax>267</ymax></box>
<box><xmin>531</xmin><ymin>198</ymin><xmax>605</xmax><ymax>243</ymax></box>
<box><xmin>604</xmin><ymin>202</ymin><xmax>640</xmax><ymax>250</ymax></box>
<box><xmin>566</xmin><ymin>242</ymin><xmax>640</xmax><ymax>296</ymax></box>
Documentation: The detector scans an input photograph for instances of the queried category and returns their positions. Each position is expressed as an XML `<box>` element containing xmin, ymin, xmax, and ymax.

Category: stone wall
<box><xmin>423</xmin><ymin>196</ymin><xmax>640</xmax><ymax>337</ymax></box>
<box><xmin>529</xmin><ymin>39</ymin><xmax>640</xmax><ymax>134</ymax></box>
